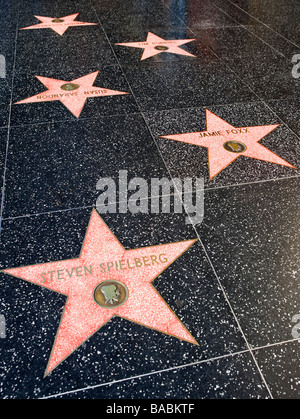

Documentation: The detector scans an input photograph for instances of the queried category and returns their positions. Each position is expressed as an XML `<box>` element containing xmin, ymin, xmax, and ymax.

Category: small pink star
<box><xmin>115</xmin><ymin>32</ymin><xmax>196</xmax><ymax>61</ymax></box>
<box><xmin>21</xmin><ymin>13</ymin><xmax>98</xmax><ymax>36</ymax></box>
<box><xmin>15</xmin><ymin>70</ymin><xmax>129</xmax><ymax>118</ymax></box>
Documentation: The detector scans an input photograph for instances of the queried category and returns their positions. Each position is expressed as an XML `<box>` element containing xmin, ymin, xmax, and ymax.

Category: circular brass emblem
<box><xmin>94</xmin><ymin>280</ymin><xmax>129</xmax><ymax>309</ymax></box>
<box><xmin>60</xmin><ymin>83</ymin><xmax>80</xmax><ymax>91</ymax></box>
<box><xmin>223</xmin><ymin>141</ymin><xmax>247</xmax><ymax>153</ymax></box>
<box><xmin>52</xmin><ymin>18</ymin><xmax>64</xmax><ymax>23</ymax></box>
<box><xmin>154</xmin><ymin>45</ymin><xmax>169</xmax><ymax>51</ymax></box>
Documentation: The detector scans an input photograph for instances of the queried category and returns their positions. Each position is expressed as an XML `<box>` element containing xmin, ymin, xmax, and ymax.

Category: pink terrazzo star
<box><xmin>115</xmin><ymin>31</ymin><xmax>196</xmax><ymax>60</ymax></box>
<box><xmin>161</xmin><ymin>109</ymin><xmax>297</xmax><ymax>180</ymax></box>
<box><xmin>15</xmin><ymin>71</ymin><xmax>129</xmax><ymax>118</ymax></box>
<box><xmin>21</xmin><ymin>13</ymin><xmax>98</xmax><ymax>36</ymax></box>
<box><xmin>2</xmin><ymin>210</ymin><xmax>198</xmax><ymax>376</ymax></box>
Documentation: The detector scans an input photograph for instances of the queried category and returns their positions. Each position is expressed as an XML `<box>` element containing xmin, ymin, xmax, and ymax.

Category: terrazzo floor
<box><xmin>0</xmin><ymin>0</ymin><xmax>300</xmax><ymax>400</ymax></box>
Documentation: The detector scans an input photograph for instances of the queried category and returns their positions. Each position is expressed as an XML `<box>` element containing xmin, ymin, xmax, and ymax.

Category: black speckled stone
<box><xmin>0</xmin><ymin>0</ymin><xmax>19</xmax><ymax>39</ymax></box>
<box><xmin>91</xmin><ymin>0</ymin><xmax>169</xmax><ymax>18</ymax></box>
<box><xmin>123</xmin><ymin>60</ymin><xmax>256</xmax><ymax>112</ymax></box>
<box><xmin>15</xmin><ymin>30</ymin><xmax>118</xmax><ymax>74</ymax></box>
<box><xmin>0</xmin><ymin>128</ymin><xmax>7</xmax><ymax>204</ymax></box>
<box><xmin>244</xmin><ymin>25</ymin><xmax>300</xmax><ymax>59</ymax></box>
<box><xmin>221</xmin><ymin>51</ymin><xmax>300</xmax><ymax>102</ymax></box>
<box><xmin>266</xmin><ymin>99</ymin><xmax>300</xmax><ymax>135</ymax></box>
<box><xmin>2</xmin><ymin>113</ymin><xmax>170</xmax><ymax>218</ymax></box>
<box><xmin>195</xmin><ymin>177</ymin><xmax>300</xmax><ymax>348</ymax></box>
<box><xmin>227</xmin><ymin>0</ymin><xmax>300</xmax><ymax>45</ymax></box>
<box><xmin>255</xmin><ymin>341</ymin><xmax>300</xmax><ymax>399</ymax></box>
<box><xmin>193</xmin><ymin>25</ymin><xmax>287</xmax><ymax>61</ymax></box>
<box><xmin>98</xmin><ymin>6</ymin><xmax>184</xmax><ymax>35</ymax></box>
<box><xmin>0</xmin><ymin>209</ymin><xmax>248</xmax><ymax>398</ymax></box>
<box><xmin>0</xmin><ymin>32</ymin><xmax>16</xmax><ymax>128</ymax></box>
<box><xmin>163</xmin><ymin>0</ymin><xmax>243</xmax><ymax>30</ymax></box>
<box><xmin>1</xmin><ymin>0</ymin><xmax>300</xmax><ymax>400</ymax></box>
<box><xmin>51</xmin><ymin>352</ymin><xmax>271</xmax><ymax>399</ymax></box>
<box><xmin>205</xmin><ymin>0</ymin><xmax>257</xmax><ymax>26</ymax></box>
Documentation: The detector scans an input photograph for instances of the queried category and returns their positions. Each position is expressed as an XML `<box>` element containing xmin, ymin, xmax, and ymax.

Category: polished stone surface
<box><xmin>15</xmin><ymin>30</ymin><xmax>118</xmax><ymax>74</ymax></box>
<box><xmin>256</xmin><ymin>341</ymin><xmax>300</xmax><ymax>399</ymax></box>
<box><xmin>2</xmin><ymin>114</ymin><xmax>170</xmax><ymax>218</ymax></box>
<box><xmin>0</xmin><ymin>0</ymin><xmax>300</xmax><ymax>400</ymax></box>
<box><xmin>196</xmin><ymin>178</ymin><xmax>300</xmax><ymax>348</ymax></box>
<box><xmin>52</xmin><ymin>352</ymin><xmax>271</xmax><ymax>399</ymax></box>
<box><xmin>123</xmin><ymin>60</ymin><xmax>256</xmax><ymax>111</ymax></box>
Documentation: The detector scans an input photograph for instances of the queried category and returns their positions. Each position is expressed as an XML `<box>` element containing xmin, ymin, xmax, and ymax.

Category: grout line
<box><xmin>252</xmin><ymin>337</ymin><xmax>300</xmax><ymax>352</ymax></box>
<box><xmin>40</xmin><ymin>348</ymin><xmax>251</xmax><ymax>399</ymax></box>
<box><xmin>161</xmin><ymin>0</ymin><xmax>281</xmax><ymax>400</ymax></box>
<box><xmin>4</xmin><ymin>98</ymin><xmax>263</xmax><ymax>130</ymax></box>
<box><xmin>6</xmin><ymin>111</ymin><xmax>143</xmax><ymax>130</ymax></box>
<box><xmin>1</xmin><ymin>173</ymin><xmax>299</xmax><ymax>223</ymax></box>
<box><xmin>90</xmin><ymin>0</ymin><xmax>274</xmax><ymax>399</ymax></box>
<box><xmin>212</xmin><ymin>3</ymin><xmax>287</xmax><ymax>59</ymax></box>
<box><xmin>0</xmin><ymin>8</ymin><xmax>20</xmax><ymax>239</ymax></box>
<box><xmin>224</xmin><ymin>0</ymin><xmax>300</xmax><ymax>50</ymax></box>
<box><xmin>196</xmin><ymin>236</ymin><xmax>274</xmax><ymax>398</ymax></box>
<box><xmin>1</xmin><ymin>205</ymin><xmax>95</xmax><ymax>222</ymax></box>
<box><xmin>37</xmin><ymin>337</ymin><xmax>300</xmax><ymax>399</ymax></box>
<box><xmin>1</xmin><ymin>0</ymin><xmax>298</xmax><ymax>401</ymax></box>
<box><xmin>202</xmin><ymin>174</ymin><xmax>300</xmax><ymax>193</ymax></box>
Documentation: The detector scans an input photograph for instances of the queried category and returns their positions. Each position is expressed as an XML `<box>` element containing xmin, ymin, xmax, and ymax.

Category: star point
<box><xmin>3</xmin><ymin>210</ymin><xmax>198</xmax><ymax>375</ymax></box>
